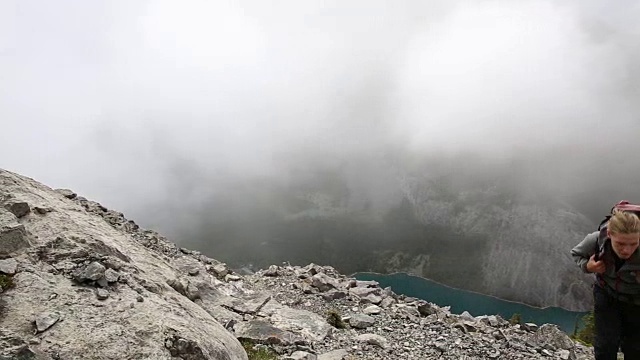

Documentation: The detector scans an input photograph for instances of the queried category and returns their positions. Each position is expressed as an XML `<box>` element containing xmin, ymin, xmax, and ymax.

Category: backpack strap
<box><xmin>598</xmin><ymin>215</ymin><xmax>611</xmax><ymax>232</ymax></box>
<box><xmin>595</xmin><ymin>223</ymin><xmax>609</xmax><ymax>262</ymax></box>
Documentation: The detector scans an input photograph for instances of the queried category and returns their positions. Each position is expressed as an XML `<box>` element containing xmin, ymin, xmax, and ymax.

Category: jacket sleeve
<box><xmin>570</xmin><ymin>231</ymin><xmax>599</xmax><ymax>273</ymax></box>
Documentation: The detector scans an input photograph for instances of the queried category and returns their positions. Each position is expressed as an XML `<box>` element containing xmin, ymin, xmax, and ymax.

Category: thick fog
<box><xmin>2</xmin><ymin>0</ymin><xmax>640</xmax><ymax>241</ymax></box>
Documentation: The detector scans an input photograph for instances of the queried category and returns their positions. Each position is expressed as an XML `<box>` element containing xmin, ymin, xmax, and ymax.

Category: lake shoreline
<box><xmin>353</xmin><ymin>271</ymin><xmax>589</xmax><ymax>334</ymax></box>
<box><xmin>351</xmin><ymin>270</ymin><xmax>590</xmax><ymax>312</ymax></box>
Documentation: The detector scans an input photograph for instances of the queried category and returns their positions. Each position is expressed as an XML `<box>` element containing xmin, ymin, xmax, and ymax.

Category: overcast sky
<box><xmin>2</xmin><ymin>0</ymin><xmax>640</xmax><ymax>230</ymax></box>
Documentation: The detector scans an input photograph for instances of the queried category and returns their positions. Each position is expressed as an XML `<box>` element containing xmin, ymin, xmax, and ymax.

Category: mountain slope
<box><xmin>0</xmin><ymin>169</ymin><xmax>247</xmax><ymax>359</ymax></box>
<box><xmin>0</xmin><ymin>168</ymin><xmax>597</xmax><ymax>359</ymax></box>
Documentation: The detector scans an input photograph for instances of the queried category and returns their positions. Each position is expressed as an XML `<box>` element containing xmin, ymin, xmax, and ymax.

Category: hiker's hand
<box><xmin>587</xmin><ymin>254</ymin><xmax>606</xmax><ymax>274</ymax></box>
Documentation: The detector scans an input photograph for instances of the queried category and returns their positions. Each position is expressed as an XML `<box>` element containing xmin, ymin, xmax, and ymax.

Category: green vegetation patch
<box><xmin>327</xmin><ymin>308</ymin><xmax>346</xmax><ymax>329</ymax></box>
<box><xmin>240</xmin><ymin>339</ymin><xmax>278</xmax><ymax>360</ymax></box>
<box><xmin>0</xmin><ymin>274</ymin><xmax>14</xmax><ymax>290</ymax></box>
<box><xmin>571</xmin><ymin>311</ymin><xmax>595</xmax><ymax>346</ymax></box>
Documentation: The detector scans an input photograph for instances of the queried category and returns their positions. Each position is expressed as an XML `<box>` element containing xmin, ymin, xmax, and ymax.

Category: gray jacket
<box><xmin>571</xmin><ymin>229</ymin><xmax>640</xmax><ymax>303</ymax></box>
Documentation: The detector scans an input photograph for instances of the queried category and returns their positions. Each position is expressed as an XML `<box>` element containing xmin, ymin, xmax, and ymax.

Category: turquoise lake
<box><xmin>353</xmin><ymin>272</ymin><xmax>588</xmax><ymax>334</ymax></box>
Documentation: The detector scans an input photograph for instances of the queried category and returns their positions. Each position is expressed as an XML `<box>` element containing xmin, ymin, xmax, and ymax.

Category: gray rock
<box><xmin>96</xmin><ymin>288</ymin><xmax>109</xmax><ymax>300</ymax></box>
<box><xmin>395</xmin><ymin>304</ymin><xmax>421</xmax><ymax>318</ymax></box>
<box><xmin>417</xmin><ymin>301</ymin><xmax>437</xmax><ymax>316</ymax></box>
<box><xmin>380</xmin><ymin>297</ymin><xmax>396</xmax><ymax>308</ymax></box>
<box><xmin>234</xmin><ymin>320</ymin><xmax>299</xmax><ymax>346</ymax></box>
<box><xmin>104</xmin><ymin>268</ymin><xmax>120</xmax><ymax>283</ymax></box>
<box><xmin>0</xmin><ymin>258</ymin><xmax>17</xmax><ymax>275</ymax></box>
<box><xmin>360</xmin><ymin>293</ymin><xmax>382</xmax><ymax>305</ymax></box>
<box><xmin>225</xmin><ymin>274</ymin><xmax>241</xmax><ymax>282</ymax></box>
<box><xmin>55</xmin><ymin>188</ymin><xmax>77</xmax><ymax>199</ymax></box>
<box><xmin>78</xmin><ymin>262</ymin><xmax>106</xmax><ymax>282</ymax></box>
<box><xmin>34</xmin><ymin>206</ymin><xmax>53</xmax><ymax>214</ymax></box>
<box><xmin>356</xmin><ymin>333</ymin><xmax>388</xmax><ymax>349</ymax></box>
<box><xmin>185</xmin><ymin>282</ymin><xmax>200</xmax><ymax>300</ymax></box>
<box><xmin>352</xmin><ymin>280</ymin><xmax>379</xmax><ymax>288</ymax></box>
<box><xmin>349</xmin><ymin>314</ymin><xmax>375</xmax><ymax>329</ymax></box>
<box><xmin>304</xmin><ymin>263</ymin><xmax>323</xmax><ymax>276</ymax></box>
<box><xmin>478</xmin><ymin>315</ymin><xmax>505</xmax><ymax>327</ymax></box>
<box><xmin>321</xmin><ymin>290</ymin><xmax>347</xmax><ymax>301</ymax></box>
<box><xmin>212</xmin><ymin>263</ymin><xmax>229</xmax><ymax>277</ymax></box>
<box><xmin>317</xmin><ymin>349</ymin><xmax>349</xmax><ymax>360</ymax></box>
<box><xmin>348</xmin><ymin>286</ymin><xmax>379</xmax><ymax>298</ymax></box>
<box><xmin>96</xmin><ymin>277</ymin><xmax>109</xmax><ymax>288</ymax></box>
<box><xmin>35</xmin><ymin>312</ymin><xmax>60</xmax><ymax>333</ymax></box>
<box><xmin>454</xmin><ymin>320</ymin><xmax>478</xmax><ymax>333</ymax></box>
<box><xmin>103</xmin><ymin>257</ymin><xmax>124</xmax><ymax>271</ymax></box>
<box><xmin>0</xmin><ymin>209</ymin><xmax>29</xmax><ymax>255</ymax></box>
<box><xmin>533</xmin><ymin>324</ymin><xmax>575</xmax><ymax>350</ymax></box>
<box><xmin>296</xmin><ymin>281</ymin><xmax>315</xmax><ymax>294</ymax></box>
<box><xmin>264</xmin><ymin>265</ymin><xmax>280</xmax><ymax>277</ymax></box>
<box><xmin>311</xmin><ymin>273</ymin><xmax>340</xmax><ymax>292</ymax></box>
<box><xmin>363</xmin><ymin>305</ymin><xmax>382</xmax><ymax>315</ymax></box>
<box><xmin>260</xmin><ymin>299</ymin><xmax>332</xmax><ymax>342</ymax></box>
<box><xmin>460</xmin><ymin>310</ymin><xmax>475</xmax><ymax>321</ymax></box>
<box><xmin>168</xmin><ymin>277</ymin><xmax>201</xmax><ymax>300</ymax></box>
<box><xmin>5</xmin><ymin>202</ymin><xmax>30</xmax><ymax>218</ymax></box>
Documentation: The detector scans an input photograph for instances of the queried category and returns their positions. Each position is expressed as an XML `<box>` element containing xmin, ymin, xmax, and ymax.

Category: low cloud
<box><xmin>1</xmin><ymin>0</ymin><xmax>639</xmax><ymax>235</ymax></box>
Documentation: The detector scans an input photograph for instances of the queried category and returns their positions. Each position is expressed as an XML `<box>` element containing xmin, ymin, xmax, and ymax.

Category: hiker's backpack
<box><xmin>595</xmin><ymin>200</ymin><xmax>640</xmax><ymax>260</ymax></box>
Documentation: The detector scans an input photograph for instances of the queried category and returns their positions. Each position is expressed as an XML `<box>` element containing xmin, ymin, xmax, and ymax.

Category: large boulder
<box><xmin>0</xmin><ymin>208</ymin><xmax>29</xmax><ymax>256</ymax></box>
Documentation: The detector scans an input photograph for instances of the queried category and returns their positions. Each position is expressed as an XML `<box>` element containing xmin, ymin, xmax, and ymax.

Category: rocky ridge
<box><xmin>0</xmin><ymin>169</ymin><xmax>595</xmax><ymax>359</ymax></box>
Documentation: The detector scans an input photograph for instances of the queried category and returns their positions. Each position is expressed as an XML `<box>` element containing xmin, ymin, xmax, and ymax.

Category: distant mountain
<box><xmin>177</xmin><ymin>154</ymin><xmax>596</xmax><ymax>312</ymax></box>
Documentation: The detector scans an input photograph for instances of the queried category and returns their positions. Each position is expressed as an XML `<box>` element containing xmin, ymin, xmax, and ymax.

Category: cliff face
<box><xmin>0</xmin><ymin>168</ymin><xmax>596</xmax><ymax>359</ymax></box>
<box><xmin>384</xmin><ymin>172</ymin><xmax>596</xmax><ymax>311</ymax></box>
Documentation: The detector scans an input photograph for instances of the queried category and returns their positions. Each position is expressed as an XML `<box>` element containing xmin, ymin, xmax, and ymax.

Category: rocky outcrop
<box><xmin>0</xmin><ymin>168</ymin><xmax>597</xmax><ymax>359</ymax></box>
<box><xmin>0</xmin><ymin>169</ymin><xmax>247</xmax><ymax>359</ymax></box>
<box><xmin>238</xmin><ymin>264</ymin><xmax>595</xmax><ymax>359</ymax></box>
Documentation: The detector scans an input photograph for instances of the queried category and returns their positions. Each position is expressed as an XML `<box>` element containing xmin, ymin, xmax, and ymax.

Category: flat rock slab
<box><xmin>0</xmin><ymin>258</ymin><xmax>17</xmax><ymax>275</ymax></box>
<box><xmin>234</xmin><ymin>320</ymin><xmax>299</xmax><ymax>346</ymax></box>
<box><xmin>349</xmin><ymin>314</ymin><xmax>375</xmax><ymax>329</ymax></box>
<box><xmin>35</xmin><ymin>312</ymin><xmax>60</xmax><ymax>333</ymax></box>
<box><xmin>356</xmin><ymin>334</ymin><xmax>388</xmax><ymax>349</ymax></box>
<box><xmin>55</xmin><ymin>189</ymin><xmax>77</xmax><ymax>199</ymax></box>
<box><xmin>262</xmin><ymin>300</ymin><xmax>331</xmax><ymax>342</ymax></box>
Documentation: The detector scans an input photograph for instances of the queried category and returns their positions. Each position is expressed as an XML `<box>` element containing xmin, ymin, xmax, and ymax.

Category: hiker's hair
<box><xmin>608</xmin><ymin>209</ymin><xmax>640</xmax><ymax>235</ymax></box>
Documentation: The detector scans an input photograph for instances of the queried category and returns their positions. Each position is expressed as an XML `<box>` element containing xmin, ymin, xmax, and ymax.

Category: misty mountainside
<box><xmin>0</xmin><ymin>168</ymin><xmax>598</xmax><ymax>360</ymax></box>
<box><xmin>177</xmin><ymin>154</ymin><xmax>595</xmax><ymax>312</ymax></box>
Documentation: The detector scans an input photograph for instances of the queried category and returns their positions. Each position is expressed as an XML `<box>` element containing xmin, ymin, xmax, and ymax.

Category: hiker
<box><xmin>571</xmin><ymin>204</ymin><xmax>640</xmax><ymax>360</ymax></box>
